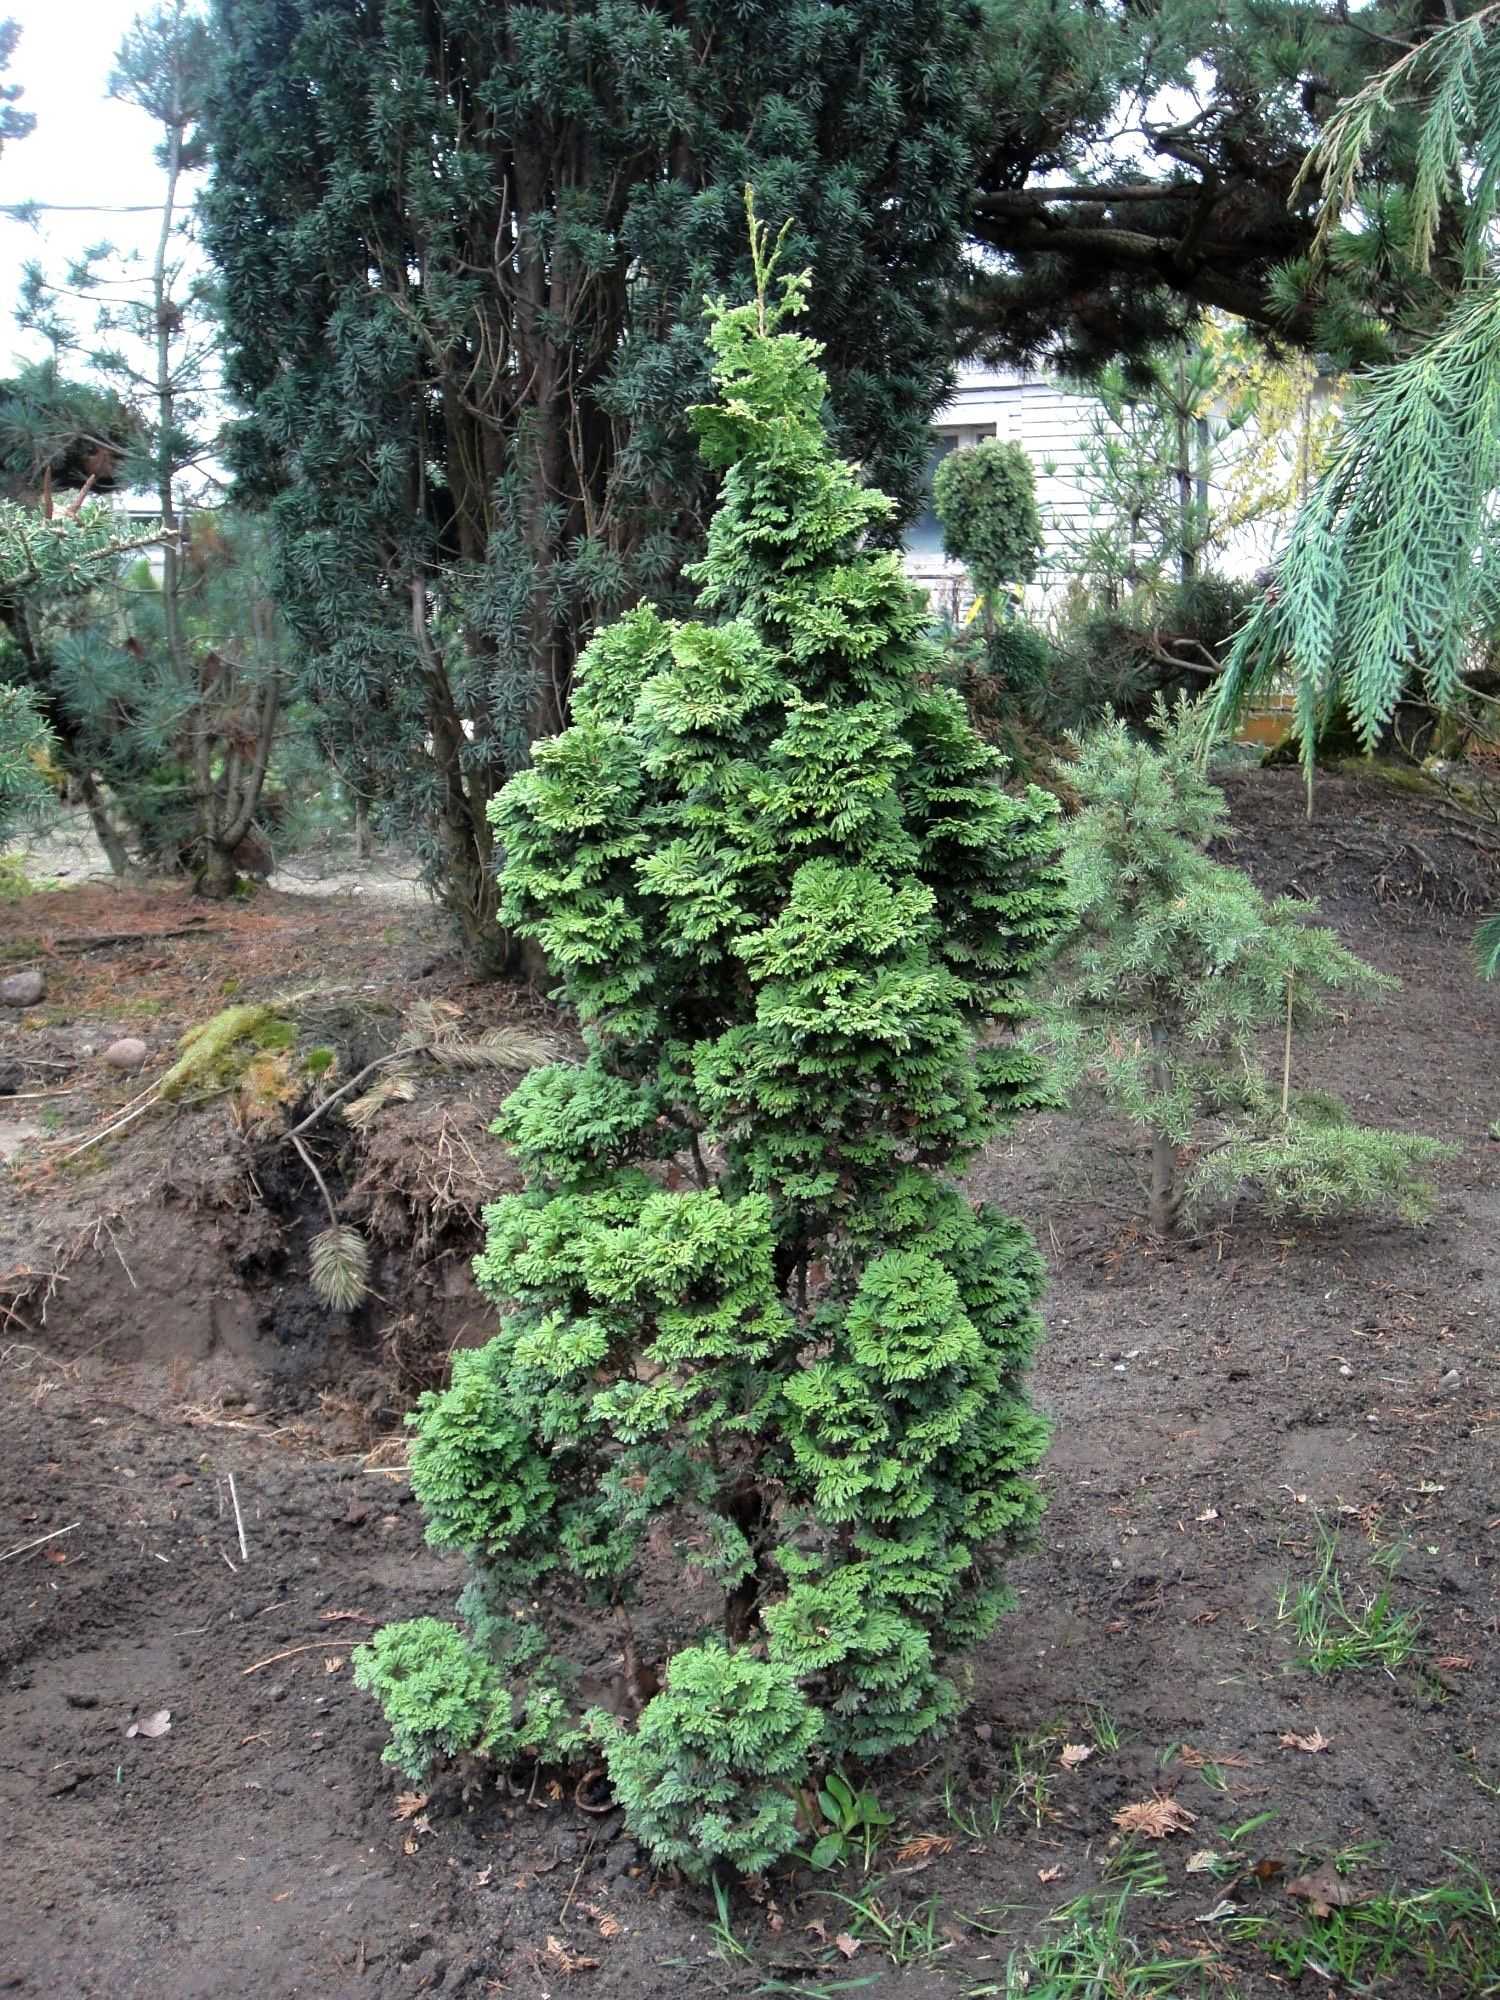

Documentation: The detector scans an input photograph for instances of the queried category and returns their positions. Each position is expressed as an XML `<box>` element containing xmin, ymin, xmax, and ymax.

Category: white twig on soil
<box><xmin>228</xmin><ymin>1473</ymin><xmax>249</xmax><ymax>1563</ymax></box>
<box><xmin>220</xmin><ymin>1548</ymin><xmax>239</xmax><ymax>1574</ymax></box>
<box><xmin>289</xmin><ymin>1132</ymin><xmax>341</xmax><ymax>1232</ymax></box>
<box><xmin>0</xmin><ymin>1519</ymin><xmax>81</xmax><ymax>1563</ymax></box>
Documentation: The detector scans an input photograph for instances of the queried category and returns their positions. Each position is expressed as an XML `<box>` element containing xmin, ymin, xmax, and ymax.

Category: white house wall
<box><xmin>903</xmin><ymin>360</ymin><xmax>1312</xmax><ymax>619</ymax></box>
<box><xmin>903</xmin><ymin>363</ymin><xmax>1097</xmax><ymax>620</ymax></box>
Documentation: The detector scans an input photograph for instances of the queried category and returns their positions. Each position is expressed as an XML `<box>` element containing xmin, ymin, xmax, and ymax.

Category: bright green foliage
<box><xmin>594</xmin><ymin>1645</ymin><xmax>822</xmax><ymax>1882</ymax></box>
<box><xmin>932</xmin><ymin>439</ymin><xmax>1041</xmax><ymax>604</ymax></box>
<box><xmin>360</xmin><ymin>221</ymin><xmax>1066</xmax><ymax>1871</ymax></box>
<box><xmin>352</xmin><ymin>1619</ymin><xmax>508</xmax><ymax>1779</ymax></box>
<box><xmin>1030</xmin><ymin>706</ymin><xmax>1446</xmax><ymax>1233</ymax></box>
<box><xmin>805</xmin><ymin>1769</ymin><xmax>893</xmax><ymax>1872</ymax></box>
<box><xmin>202</xmin><ymin>0</ymin><xmax>979</xmax><ymax>963</ymax></box>
<box><xmin>407</xmin><ymin>1342</ymin><xmax>559</xmax><ymax>1567</ymax></box>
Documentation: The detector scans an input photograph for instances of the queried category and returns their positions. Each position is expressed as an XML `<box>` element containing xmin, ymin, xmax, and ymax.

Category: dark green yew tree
<box><xmin>355</xmin><ymin>216</ymin><xmax>1067</xmax><ymax>1877</ymax></box>
<box><xmin>201</xmin><ymin>0</ymin><xmax>978</xmax><ymax>965</ymax></box>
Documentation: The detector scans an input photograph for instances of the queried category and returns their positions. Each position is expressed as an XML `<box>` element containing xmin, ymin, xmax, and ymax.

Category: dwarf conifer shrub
<box><xmin>356</xmin><ymin>205</ymin><xmax>1066</xmax><ymax>1878</ymax></box>
<box><xmin>1030</xmin><ymin>706</ymin><xmax>1448</xmax><ymax>1234</ymax></box>
<box><xmin>932</xmin><ymin>439</ymin><xmax>1042</xmax><ymax>607</ymax></box>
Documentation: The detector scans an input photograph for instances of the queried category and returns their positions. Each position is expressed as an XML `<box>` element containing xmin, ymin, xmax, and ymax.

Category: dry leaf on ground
<box><xmin>392</xmin><ymin>1791</ymin><xmax>429</xmax><ymax>1820</ymax></box>
<box><xmin>1113</xmin><ymin>1794</ymin><xmax>1198</xmax><ymax>1839</ymax></box>
<box><xmin>1185</xmin><ymin>1849</ymin><xmax>1221</xmax><ymax>1874</ymax></box>
<box><xmin>894</xmin><ymin>1834</ymin><xmax>954</xmax><ymax>1864</ymax></box>
<box><xmin>1286</xmin><ymin>1861</ymin><xmax>1363</xmax><ymax>1918</ymax></box>
<box><xmin>1280</xmin><ymin>1729</ymin><xmax>1331</xmax><ymax>1753</ymax></box>
<box><xmin>834</xmin><ymin>1934</ymin><xmax>861</xmax><ymax>1960</ymax></box>
<box><xmin>125</xmin><ymin>1708</ymin><xmax>171</xmax><ymax>1739</ymax></box>
<box><xmin>1178</xmin><ymin>1746</ymin><xmax>1249</xmax><ymax>1770</ymax></box>
<box><xmin>323</xmin><ymin>1656</ymin><xmax>344</xmax><ymax>1674</ymax></box>
<box><xmin>1436</xmin><ymin>1654</ymin><xmax>1475</xmax><ymax>1671</ymax></box>
<box><xmin>1059</xmin><ymin>1743</ymin><xmax>1093</xmax><ymax>1769</ymax></box>
<box><xmin>544</xmin><ymin>1936</ymin><xmax>601</xmax><ymax>1974</ymax></box>
<box><xmin>1038</xmin><ymin>1864</ymin><xmax>1065</xmax><ymax>1883</ymax></box>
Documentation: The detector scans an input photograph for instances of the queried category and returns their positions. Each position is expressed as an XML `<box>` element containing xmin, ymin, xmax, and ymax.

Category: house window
<box><xmin>905</xmin><ymin>424</ymin><xmax>995</xmax><ymax>558</ymax></box>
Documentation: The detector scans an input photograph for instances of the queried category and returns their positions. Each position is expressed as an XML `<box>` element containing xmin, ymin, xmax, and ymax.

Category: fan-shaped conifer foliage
<box><xmin>357</xmin><ymin>207</ymin><xmax>1066</xmax><ymax>1877</ymax></box>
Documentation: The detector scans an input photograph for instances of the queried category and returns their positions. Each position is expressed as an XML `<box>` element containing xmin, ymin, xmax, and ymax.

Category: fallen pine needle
<box><xmin>242</xmin><ymin>1641</ymin><xmax>332</xmax><ymax>1675</ymax></box>
<box><xmin>0</xmin><ymin>1520</ymin><xmax>81</xmax><ymax>1563</ymax></box>
<box><xmin>228</xmin><ymin>1472</ymin><xmax>249</xmax><ymax>1563</ymax></box>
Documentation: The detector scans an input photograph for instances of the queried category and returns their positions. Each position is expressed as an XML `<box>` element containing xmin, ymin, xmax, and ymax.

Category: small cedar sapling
<box><xmin>931</xmin><ymin>437</ymin><xmax>1051</xmax><ymax>756</ymax></box>
<box><xmin>1029</xmin><ymin>704</ymin><xmax>1449</xmax><ymax>1234</ymax></box>
<box><xmin>932</xmin><ymin>437</ymin><xmax>1042</xmax><ymax>624</ymax></box>
<box><xmin>354</xmin><ymin>200</ymin><xmax>1068</xmax><ymax>1879</ymax></box>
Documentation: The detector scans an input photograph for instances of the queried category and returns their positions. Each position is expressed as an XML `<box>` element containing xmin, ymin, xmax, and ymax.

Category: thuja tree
<box><xmin>932</xmin><ymin>439</ymin><xmax>1041</xmax><ymax>615</ymax></box>
<box><xmin>202</xmin><ymin>0</ymin><xmax>978</xmax><ymax>966</ymax></box>
<box><xmin>1029</xmin><ymin>706</ymin><xmax>1447</xmax><ymax>1235</ymax></box>
<box><xmin>355</xmin><ymin>219</ymin><xmax>1066</xmax><ymax>1877</ymax></box>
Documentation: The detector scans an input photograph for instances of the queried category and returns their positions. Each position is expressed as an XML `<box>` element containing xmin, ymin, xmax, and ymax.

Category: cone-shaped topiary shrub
<box><xmin>356</xmin><ymin>201</ymin><xmax>1067</xmax><ymax>1879</ymax></box>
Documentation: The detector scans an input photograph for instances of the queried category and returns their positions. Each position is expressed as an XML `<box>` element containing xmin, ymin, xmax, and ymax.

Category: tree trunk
<box><xmin>78</xmin><ymin>769</ymin><xmax>130</xmax><ymax>877</ymax></box>
<box><xmin>411</xmin><ymin>577</ymin><xmax>513</xmax><ymax>974</ymax></box>
<box><xmin>1149</xmin><ymin>1121</ymin><xmax>1180</xmax><ymax>1236</ymax></box>
<box><xmin>722</xmin><ymin>1482</ymin><xmax>769</xmax><ymax>1646</ymax></box>
<box><xmin>354</xmin><ymin>795</ymin><xmax>372</xmax><ymax>860</ymax></box>
<box><xmin>1149</xmin><ymin>1023</ymin><xmax>1180</xmax><ymax>1236</ymax></box>
<box><xmin>194</xmin><ymin>840</ymin><xmax>239</xmax><ymax>900</ymax></box>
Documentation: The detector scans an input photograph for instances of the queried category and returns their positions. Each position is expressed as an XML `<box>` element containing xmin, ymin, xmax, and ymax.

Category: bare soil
<box><xmin>3</xmin><ymin>767</ymin><xmax>1500</xmax><ymax>1998</ymax></box>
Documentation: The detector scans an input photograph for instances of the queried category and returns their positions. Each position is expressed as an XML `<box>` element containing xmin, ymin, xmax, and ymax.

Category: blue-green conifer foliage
<box><xmin>357</xmin><ymin>213</ymin><xmax>1066</xmax><ymax>1876</ymax></box>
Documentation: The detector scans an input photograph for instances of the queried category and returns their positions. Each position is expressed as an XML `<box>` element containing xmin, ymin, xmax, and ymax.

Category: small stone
<box><xmin>1438</xmin><ymin>1368</ymin><xmax>1463</xmax><ymax>1394</ymax></box>
<box><xmin>0</xmin><ymin>969</ymin><xmax>45</xmax><ymax>1007</ymax></box>
<box><xmin>103</xmin><ymin>1037</ymin><xmax>148</xmax><ymax>1071</ymax></box>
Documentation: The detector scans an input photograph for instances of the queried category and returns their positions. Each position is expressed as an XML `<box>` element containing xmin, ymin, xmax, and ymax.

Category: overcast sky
<box><xmin>0</xmin><ymin>0</ymin><xmax>200</xmax><ymax>370</ymax></box>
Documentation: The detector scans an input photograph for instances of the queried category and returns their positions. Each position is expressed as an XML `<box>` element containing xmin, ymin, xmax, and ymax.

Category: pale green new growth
<box><xmin>595</xmin><ymin>1646</ymin><xmax>822</xmax><ymax>1880</ymax></box>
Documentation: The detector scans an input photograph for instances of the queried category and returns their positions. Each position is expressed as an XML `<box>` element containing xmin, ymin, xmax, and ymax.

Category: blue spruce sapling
<box><xmin>1031</xmin><ymin>706</ymin><xmax>1448</xmax><ymax>1233</ymax></box>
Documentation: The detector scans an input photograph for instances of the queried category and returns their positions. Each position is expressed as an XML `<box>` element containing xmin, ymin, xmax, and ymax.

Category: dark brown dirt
<box><xmin>3</xmin><ymin>768</ymin><xmax>1500</xmax><ymax>1998</ymax></box>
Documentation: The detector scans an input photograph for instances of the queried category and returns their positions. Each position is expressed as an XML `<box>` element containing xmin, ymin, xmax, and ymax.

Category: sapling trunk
<box><xmin>1149</xmin><ymin>1022</ymin><xmax>1180</xmax><ymax>1236</ymax></box>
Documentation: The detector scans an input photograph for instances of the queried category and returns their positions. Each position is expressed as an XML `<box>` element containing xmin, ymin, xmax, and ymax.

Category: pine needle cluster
<box><xmin>1215</xmin><ymin>9</ymin><xmax>1500</xmax><ymax>759</ymax></box>
<box><xmin>355</xmin><ymin>206</ymin><xmax>1067</xmax><ymax>1876</ymax></box>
